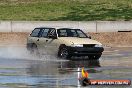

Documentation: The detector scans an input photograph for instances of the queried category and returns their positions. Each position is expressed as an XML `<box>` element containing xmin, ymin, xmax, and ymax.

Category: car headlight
<box><xmin>95</xmin><ymin>44</ymin><xmax>103</xmax><ymax>47</ymax></box>
<box><xmin>71</xmin><ymin>44</ymin><xmax>83</xmax><ymax>47</ymax></box>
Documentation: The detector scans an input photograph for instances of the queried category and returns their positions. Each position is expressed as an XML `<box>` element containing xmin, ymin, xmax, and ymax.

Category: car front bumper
<box><xmin>67</xmin><ymin>46</ymin><xmax>104</xmax><ymax>56</ymax></box>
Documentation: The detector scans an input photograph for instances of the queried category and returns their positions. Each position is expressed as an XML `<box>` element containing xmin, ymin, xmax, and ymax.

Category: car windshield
<box><xmin>57</xmin><ymin>29</ymin><xmax>88</xmax><ymax>38</ymax></box>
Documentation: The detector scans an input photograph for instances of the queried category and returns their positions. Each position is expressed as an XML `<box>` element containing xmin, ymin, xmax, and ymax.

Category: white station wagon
<box><xmin>27</xmin><ymin>27</ymin><xmax>104</xmax><ymax>59</ymax></box>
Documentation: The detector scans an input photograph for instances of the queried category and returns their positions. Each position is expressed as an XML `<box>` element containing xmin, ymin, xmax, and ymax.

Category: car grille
<box><xmin>83</xmin><ymin>44</ymin><xmax>95</xmax><ymax>48</ymax></box>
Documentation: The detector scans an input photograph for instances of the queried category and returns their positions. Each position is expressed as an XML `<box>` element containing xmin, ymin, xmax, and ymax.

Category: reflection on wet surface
<box><xmin>0</xmin><ymin>47</ymin><xmax>132</xmax><ymax>88</ymax></box>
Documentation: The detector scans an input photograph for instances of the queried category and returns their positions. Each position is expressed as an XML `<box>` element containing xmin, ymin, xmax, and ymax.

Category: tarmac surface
<box><xmin>0</xmin><ymin>46</ymin><xmax>132</xmax><ymax>88</ymax></box>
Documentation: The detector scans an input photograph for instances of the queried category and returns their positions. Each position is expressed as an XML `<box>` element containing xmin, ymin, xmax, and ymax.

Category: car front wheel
<box><xmin>58</xmin><ymin>47</ymin><xmax>71</xmax><ymax>59</ymax></box>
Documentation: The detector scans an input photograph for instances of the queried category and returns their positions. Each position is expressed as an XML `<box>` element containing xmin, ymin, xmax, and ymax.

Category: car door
<box><xmin>45</xmin><ymin>29</ymin><xmax>59</xmax><ymax>55</ymax></box>
<box><xmin>36</xmin><ymin>28</ymin><xmax>50</xmax><ymax>55</ymax></box>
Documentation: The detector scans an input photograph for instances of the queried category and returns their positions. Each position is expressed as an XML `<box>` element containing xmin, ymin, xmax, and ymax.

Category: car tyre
<box><xmin>26</xmin><ymin>43</ymin><xmax>32</xmax><ymax>52</ymax></box>
<box><xmin>59</xmin><ymin>47</ymin><xmax>71</xmax><ymax>59</ymax></box>
<box><xmin>29</xmin><ymin>44</ymin><xmax>39</xmax><ymax>56</ymax></box>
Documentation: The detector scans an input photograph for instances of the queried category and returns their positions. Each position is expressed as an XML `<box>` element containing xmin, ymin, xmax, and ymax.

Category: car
<box><xmin>27</xmin><ymin>27</ymin><xmax>104</xmax><ymax>59</ymax></box>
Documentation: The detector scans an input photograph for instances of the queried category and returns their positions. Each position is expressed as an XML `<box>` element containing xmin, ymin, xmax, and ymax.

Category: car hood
<box><xmin>58</xmin><ymin>37</ymin><xmax>102</xmax><ymax>45</ymax></box>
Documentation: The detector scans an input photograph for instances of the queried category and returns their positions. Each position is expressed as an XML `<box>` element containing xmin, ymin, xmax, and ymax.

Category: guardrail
<box><xmin>0</xmin><ymin>21</ymin><xmax>132</xmax><ymax>32</ymax></box>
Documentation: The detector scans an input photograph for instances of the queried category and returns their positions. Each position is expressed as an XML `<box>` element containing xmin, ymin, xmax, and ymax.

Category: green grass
<box><xmin>0</xmin><ymin>0</ymin><xmax>132</xmax><ymax>21</ymax></box>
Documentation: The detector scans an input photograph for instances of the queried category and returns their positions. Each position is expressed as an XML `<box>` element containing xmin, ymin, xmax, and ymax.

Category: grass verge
<box><xmin>0</xmin><ymin>0</ymin><xmax>132</xmax><ymax>21</ymax></box>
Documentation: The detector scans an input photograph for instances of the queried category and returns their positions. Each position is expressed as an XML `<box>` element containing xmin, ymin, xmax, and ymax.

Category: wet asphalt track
<box><xmin>0</xmin><ymin>46</ymin><xmax>132</xmax><ymax>88</ymax></box>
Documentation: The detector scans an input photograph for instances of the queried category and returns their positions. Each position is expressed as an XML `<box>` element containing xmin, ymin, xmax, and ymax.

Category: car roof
<box><xmin>34</xmin><ymin>27</ymin><xmax>80</xmax><ymax>30</ymax></box>
<box><xmin>57</xmin><ymin>27</ymin><xmax>80</xmax><ymax>29</ymax></box>
<box><xmin>35</xmin><ymin>27</ymin><xmax>55</xmax><ymax>29</ymax></box>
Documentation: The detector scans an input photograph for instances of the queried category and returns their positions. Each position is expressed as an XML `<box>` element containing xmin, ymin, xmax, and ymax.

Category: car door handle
<box><xmin>37</xmin><ymin>39</ymin><xmax>39</xmax><ymax>41</ymax></box>
<box><xmin>46</xmin><ymin>40</ymin><xmax>48</xmax><ymax>42</ymax></box>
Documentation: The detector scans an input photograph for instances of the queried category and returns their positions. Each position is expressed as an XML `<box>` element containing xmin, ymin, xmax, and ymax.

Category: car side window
<box><xmin>69</xmin><ymin>29</ymin><xmax>78</xmax><ymax>37</ymax></box>
<box><xmin>30</xmin><ymin>28</ymin><xmax>41</xmax><ymax>37</ymax></box>
<box><xmin>48</xmin><ymin>29</ymin><xmax>56</xmax><ymax>36</ymax></box>
<box><xmin>58</xmin><ymin>29</ymin><xmax>67</xmax><ymax>37</ymax></box>
<box><xmin>41</xmin><ymin>29</ymin><xmax>50</xmax><ymax>38</ymax></box>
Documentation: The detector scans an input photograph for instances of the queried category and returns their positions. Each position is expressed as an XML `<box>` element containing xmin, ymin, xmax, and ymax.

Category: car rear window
<box><xmin>30</xmin><ymin>29</ymin><xmax>41</xmax><ymax>37</ymax></box>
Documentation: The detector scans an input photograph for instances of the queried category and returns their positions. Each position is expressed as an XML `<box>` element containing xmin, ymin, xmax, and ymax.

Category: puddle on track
<box><xmin>0</xmin><ymin>47</ymin><xmax>132</xmax><ymax>88</ymax></box>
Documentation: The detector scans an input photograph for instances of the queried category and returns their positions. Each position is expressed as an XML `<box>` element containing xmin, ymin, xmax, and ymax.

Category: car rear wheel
<box><xmin>26</xmin><ymin>43</ymin><xmax>32</xmax><ymax>52</ymax></box>
<box><xmin>58</xmin><ymin>47</ymin><xmax>71</xmax><ymax>59</ymax></box>
<box><xmin>28</xmin><ymin>44</ymin><xmax>39</xmax><ymax>56</ymax></box>
<box><xmin>32</xmin><ymin>44</ymin><xmax>39</xmax><ymax>55</ymax></box>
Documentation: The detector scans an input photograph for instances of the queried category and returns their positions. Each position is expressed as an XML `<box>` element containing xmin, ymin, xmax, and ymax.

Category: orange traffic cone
<box><xmin>79</xmin><ymin>67</ymin><xmax>91</xmax><ymax>86</ymax></box>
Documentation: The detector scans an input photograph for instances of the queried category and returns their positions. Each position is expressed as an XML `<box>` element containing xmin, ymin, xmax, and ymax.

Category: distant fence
<box><xmin>0</xmin><ymin>21</ymin><xmax>132</xmax><ymax>32</ymax></box>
